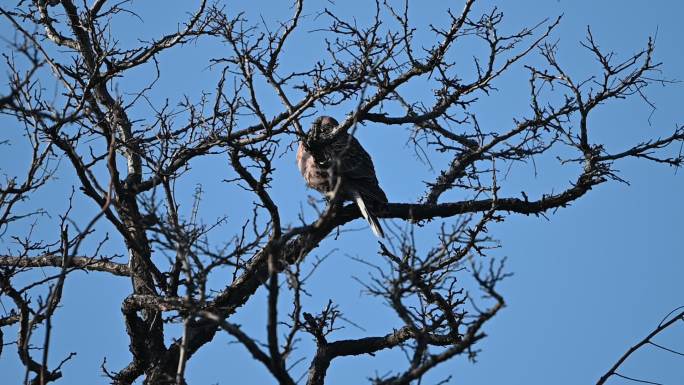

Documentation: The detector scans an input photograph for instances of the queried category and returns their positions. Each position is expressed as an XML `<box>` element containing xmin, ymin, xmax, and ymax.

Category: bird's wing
<box><xmin>334</xmin><ymin>136</ymin><xmax>388</xmax><ymax>203</ymax></box>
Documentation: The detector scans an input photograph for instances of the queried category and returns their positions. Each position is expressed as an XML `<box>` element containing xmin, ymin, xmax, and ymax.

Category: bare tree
<box><xmin>0</xmin><ymin>1</ymin><xmax>682</xmax><ymax>384</ymax></box>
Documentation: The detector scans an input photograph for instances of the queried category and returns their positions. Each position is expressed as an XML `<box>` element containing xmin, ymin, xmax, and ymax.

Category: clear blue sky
<box><xmin>1</xmin><ymin>1</ymin><xmax>683</xmax><ymax>384</ymax></box>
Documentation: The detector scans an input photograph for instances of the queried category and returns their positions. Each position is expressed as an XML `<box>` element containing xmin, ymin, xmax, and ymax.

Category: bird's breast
<box><xmin>297</xmin><ymin>142</ymin><xmax>331</xmax><ymax>193</ymax></box>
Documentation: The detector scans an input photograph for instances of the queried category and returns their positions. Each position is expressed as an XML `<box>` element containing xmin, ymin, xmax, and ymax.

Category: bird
<box><xmin>296</xmin><ymin>116</ymin><xmax>388</xmax><ymax>238</ymax></box>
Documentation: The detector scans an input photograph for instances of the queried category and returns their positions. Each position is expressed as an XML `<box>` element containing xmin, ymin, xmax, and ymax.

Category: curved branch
<box><xmin>596</xmin><ymin>308</ymin><xmax>684</xmax><ymax>385</ymax></box>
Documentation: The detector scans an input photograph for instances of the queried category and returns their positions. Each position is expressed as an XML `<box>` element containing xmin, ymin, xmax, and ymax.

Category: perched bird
<box><xmin>296</xmin><ymin>116</ymin><xmax>388</xmax><ymax>238</ymax></box>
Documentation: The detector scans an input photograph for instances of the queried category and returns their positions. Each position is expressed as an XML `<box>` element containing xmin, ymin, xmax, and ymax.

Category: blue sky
<box><xmin>1</xmin><ymin>1</ymin><xmax>683</xmax><ymax>384</ymax></box>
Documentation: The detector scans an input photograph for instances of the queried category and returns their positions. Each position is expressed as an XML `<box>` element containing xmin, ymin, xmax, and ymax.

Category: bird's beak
<box><xmin>310</xmin><ymin>122</ymin><xmax>321</xmax><ymax>140</ymax></box>
<box><xmin>304</xmin><ymin>123</ymin><xmax>318</xmax><ymax>149</ymax></box>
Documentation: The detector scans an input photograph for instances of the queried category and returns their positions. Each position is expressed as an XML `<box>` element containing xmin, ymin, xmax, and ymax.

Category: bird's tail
<box><xmin>353</xmin><ymin>191</ymin><xmax>385</xmax><ymax>238</ymax></box>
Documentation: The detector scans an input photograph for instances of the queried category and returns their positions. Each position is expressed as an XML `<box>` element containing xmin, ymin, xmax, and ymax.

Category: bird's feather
<box><xmin>353</xmin><ymin>190</ymin><xmax>385</xmax><ymax>238</ymax></box>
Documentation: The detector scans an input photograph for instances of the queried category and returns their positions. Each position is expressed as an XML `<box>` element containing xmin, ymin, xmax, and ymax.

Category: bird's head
<box><xmin>307</xmin><ymin>115</ymin><xmax>339</xmax><ymax>144</ymax></box>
